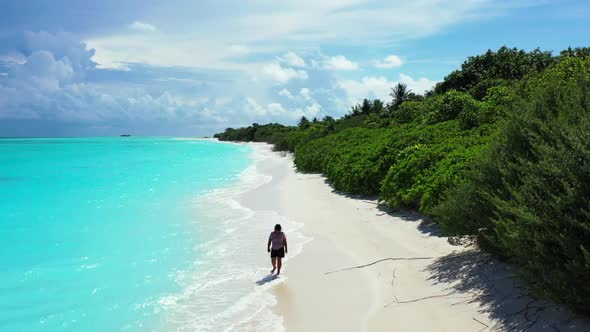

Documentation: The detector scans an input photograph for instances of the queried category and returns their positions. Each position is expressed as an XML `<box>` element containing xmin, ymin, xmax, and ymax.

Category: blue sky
<box><xmin>0</xmin><ymin>0</ymin><xmax>588</xmax><ymax>137</ymax></box>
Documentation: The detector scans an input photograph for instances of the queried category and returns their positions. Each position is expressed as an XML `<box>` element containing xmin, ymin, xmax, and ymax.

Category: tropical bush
<box><xmin>392</xmin><ymin>100</ymin><xmax>424</xmax><ymax>124</ymax></box>
<box><xmin>421</xmin><ymin>90</ymin><xmax>481</xmax><ymax>125</ymax></box>
<box><xmin>380</xmin><ymin>121</ymin><xmax>492</xmax><ymax>212</ymax></box>
<box><xmin>434</xmin><ymin>46</ymin><xmax>555</xmax><ymax>94</ymax></box>
<box><xmin>295</xmin><ymin>128</ymin><xmax>393</xmax><ymax>195</ymax></box>
<box><xmin>435</xmin><ymin>57</ymin><xmax>590</xmax><ymax>313</ymax></box>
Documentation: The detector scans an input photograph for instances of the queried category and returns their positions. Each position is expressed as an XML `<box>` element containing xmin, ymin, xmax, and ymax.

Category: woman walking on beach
<box><xmin>267</xmin><ymin>224</ymin><xmax>288</xmax><ymax>275</ymax></box>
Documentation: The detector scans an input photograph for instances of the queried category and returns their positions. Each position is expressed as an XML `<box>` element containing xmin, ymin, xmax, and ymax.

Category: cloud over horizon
<box><xmin>337</xmin><ymin>74</ymin><xmax>438</xmax><ymax>106</ymax></box>
<box><xmin>0</xmin><ymin>32</ymin><xmax>228</xmax><ymax>133</ymax></box>
<box><xmin>0</xmin><ymin>0</ymin><xmax>566</xmax><ymax>136</ymax></box>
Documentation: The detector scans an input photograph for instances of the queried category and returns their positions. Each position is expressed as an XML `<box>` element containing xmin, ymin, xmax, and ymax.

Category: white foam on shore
<box><xmin>156</xmin><ymin>143</ymin><xmax>310</xmax><ymax>331</ymax></box>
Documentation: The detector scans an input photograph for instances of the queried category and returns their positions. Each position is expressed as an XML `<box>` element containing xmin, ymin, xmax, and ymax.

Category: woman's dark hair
<box><xmin>274</xmin><ymin>224</ymin><xmax>282</xmax><ymax>231</ymax></box>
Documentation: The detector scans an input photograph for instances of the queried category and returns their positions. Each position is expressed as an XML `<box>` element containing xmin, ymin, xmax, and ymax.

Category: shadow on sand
<box><xmin>426</xmin><ymin>249</ymin><xmax>589</xmax><ymax>331</ymax></box>
<box><xmin>298</xmin><ymin>174</ymin><xmax>589</xmax><ymax>330</ymax></box>
<box><xmin>295</xmin><ymin>172</ymin><xmax>590</xmax><ymax>330</ymax></box>
<box><xmin>256</xmin><ymin>273</ymin><xmax>278</xmax><ymax>286</ymax></box>
<box><xmin>316</xmin><ymin>176</ymin><xmax>445</xmax><ymax>238</ymax></box>
<box><xmin>294</xmin><ymin>171</ymin><xmax>453</xmax><ymax>234</ymax></box>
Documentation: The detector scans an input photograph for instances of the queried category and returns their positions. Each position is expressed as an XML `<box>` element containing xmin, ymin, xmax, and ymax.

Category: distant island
<box><xmin>214</xmin><ymin>46</ymin><xmax>590</xmax><ymax>315</ymax></box>
<box><xmin>120</xmin><ymin>134</ymin><xmax>131</xmax><ymax>137</ymax></box>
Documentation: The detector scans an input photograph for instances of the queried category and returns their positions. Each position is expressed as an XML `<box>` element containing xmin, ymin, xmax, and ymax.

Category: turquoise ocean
<box><xmin>0</xmin><ymin>137</ymin><xmax>295</xmax><ymax>331</ymax></box>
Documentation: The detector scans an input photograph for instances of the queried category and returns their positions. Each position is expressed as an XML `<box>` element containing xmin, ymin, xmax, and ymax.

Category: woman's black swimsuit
<box><xmin>270</xmin><ymin>247</ymin><xmax>285</xmax><ymax>258</ymax></box>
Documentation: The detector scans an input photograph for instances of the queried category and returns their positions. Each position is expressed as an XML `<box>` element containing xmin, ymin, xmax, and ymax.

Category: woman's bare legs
<box><xmin>277</xmin><ymin>257</ymin><xmax>282</xmax><ymax>275</ymax></box>
<box><xmin>271</xmin><ymin>256</ymin><xmax>277</xmax><ymax>273</ymax></box>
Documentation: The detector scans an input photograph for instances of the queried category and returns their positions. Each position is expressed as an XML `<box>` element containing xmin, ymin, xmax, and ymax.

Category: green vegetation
<box><xmin>434</xmin><ymin>57</ymin><xmax>590</xmax><ymax>312</ymax></box>
<box><xmin>214</xmin><ymin>47</ymin><xmax>590</xmax><ymax>313</ymax></box>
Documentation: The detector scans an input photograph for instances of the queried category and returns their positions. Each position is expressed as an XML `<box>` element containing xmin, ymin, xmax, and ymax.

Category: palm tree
<box><xmin>372</xmin><ymin>99</ymin><xmax>385</xmax><ymax>113</ymax></box>
<box><xmin>360</xmin><ymin>99</ymin><xmax>372</xmax><ymax>115</ymax></box>
<box><xmin>390</xmin><ymin>83</ymin><xmax>412</xmax><ymax>108</ymax></box>
<box><xmin>298</xmin><ymin>116</ymin><xmax>310</xmax><ymax>128</ymax></box>
<box><xmin>348</xmin><ymin>104</ymin><xmax>362</xmax><ymax>118</ymax></box>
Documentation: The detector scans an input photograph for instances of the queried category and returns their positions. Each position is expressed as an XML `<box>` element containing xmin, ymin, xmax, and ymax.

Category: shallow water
<box><xmin>0</xmin><ymin>137</ymin><xmax>256</xmax><ymax>331</ymax></box>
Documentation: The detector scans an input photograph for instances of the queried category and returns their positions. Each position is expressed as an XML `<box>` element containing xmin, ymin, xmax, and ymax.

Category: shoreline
<box><xmin>236</xmin><ymin>141</ymin><xmax>590</xmax><ymax>331</ymax></box>
<box><xmin>236</xmin><ymin>142</ymin><xmax>373</xmax><ymax>331</ymax></box>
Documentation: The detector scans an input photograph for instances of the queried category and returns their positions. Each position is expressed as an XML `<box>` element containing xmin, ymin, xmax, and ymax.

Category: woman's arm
<box><xmin>267</xmin><ymin>237</ymin><xmax>272</xmax><ymax>252</ymax></box>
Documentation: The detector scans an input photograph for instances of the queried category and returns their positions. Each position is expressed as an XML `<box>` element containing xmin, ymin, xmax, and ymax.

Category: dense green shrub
<box><xmin>363</xmin><ymin>112</ymin><xmax>391</xmax><ymax>128</ymax></box>
<box><xmin>422</xmin><ymin>90</ymin><xmax>481</xmax><ymax>125</ymax></box>
<box><xmin>215</xmin><ymin>122</ymin><xmax>332</xmax><ymax>152</ymax></box>
<box><xmin>469</xmin><ymin>78</ymin><xmax>511</xmax><ymax>100</ymax></box>
<box><xmin>380</xmin><ymin>121</ymin><xmax>491</xmax><ymax>212</ymax></box>
<box><xmin>457</xmin><ymin>87</ymin><xmax>512</xmax><ymax>129</ymax></box>
<box><xmin>392</xmin><ymin>101</ymin><xmax>424</xmax><ymax>124</ymax></box>
<box><xmin>334</xmin><ymin>115</ymin><xmax>367</xmax><ymax>131</ymax></box>
<box><xmin>295</xmin><ymin>128</ymin><xmax>393</xmax><ymax>195</ymax></box>
<box><xmin>434</xmin><ymin>46</ymin><xmax>555</xmax><ymax>94</ymax></box>
<box><xmin>435</xmin><ymin>57</ymin><xmax>590</xmax><ymax>313</ymax></box>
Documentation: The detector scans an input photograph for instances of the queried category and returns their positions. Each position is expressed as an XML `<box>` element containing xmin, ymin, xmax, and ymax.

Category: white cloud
<box><xmin>243</xmin><ymin>97</ymin><xmax>321</xmax><ymax>122</ymax></box>
<box><xmin>279</xmin><ymin>87</ymin><xmax>315</xmax><ymax>104</ymax></box>
<box><xmin>304</xmin><ymin>102</ymin><xmax>321</xmax><ymax>117</ymax></box>
<box><xmin>0</xmin><ymin>31</ymin><xmax>228</xmax><ymax>127</ymax></box>
<box><xmin>200</xmin><ymin>107</ymin><xmax>228</xmax><ymax>123</ymax></box>
<box><xmin>0</xmin><ymin>51</ymin><xmax>27</xmax><ymax>64</ymax></box>
<box><xmin>278</xmin><ymin>88</ymin><xmax>295</xmax><ymax>99</ymax></box>
<box><xmin>129</xmin><ymin>21</ymin><xmax>158</xmax><ymax>32</ymax></box>
<box><xmin>300</xmin><ymin>87</ymin><xmax>312</xmax><ymax>101</ymax></box>
<box><xmin>322</xmin><ymin>55</ymin><xmax>359</xmax><ymax>70</ymax></box>
<box><xmin>245</xmin><ymin>98</ymin><xmax>288</xmax><ymax>116</ymax></box>
<box><xmin>376</xmin><ymin>54</ymin><xmax>403</xmax><ymax>68</ymax></box>
<box><xmin>2</xmin><ymin>32</ymin><xmax>342</xmax><ymax>133</ymax></box>
<box><xmin>268</xmin><ymin>102</ymin><xmax>287</xmax><ymax>115</ymax></box>
<box><xmin>337</xmin><ymin>74</ymin><xmax>438</xmax><ymax>105</ymax></box>
<box><xmin>23</xmin><ymin>31</ymin><xmax>96</xmax><ymax>73</ymax></box>
<box><xmin>4</xmin><ymin>1</ymin><xmax>545</xmax><ymax>135</ymax></box>
<box><xmin>338</xmin><ymin>76</ymin><xmax>392</xmax><ymax>104</ymax></box>
<box><xmin>399</xmin><ymin>74</ymin><xmax>438</xmax><ymax>95</ymax></box>
<box><xmin>86</xmin><ymin>1</ymin><xmax>541</xmax><ymax>70</ymax></box>
<box><xmin>261</xmin><ymin>63</ymin><xmax>308</xmax><ymax>84</ymax></box>
<box><xmin>279</xmin><ymin>51</ymin><xmax>305</xmax><ymax>67</ymax></box>
<box><xmin>287</xmin><ymin>102</ymin><xmax>322</xmax><ymax>121</ymax></box>
<box><xmin>91</xmin><ymin>54</ymin><xmax>130</xmax><ymax>70</ymax></box>
<box><xmin>244</xmin><ymin>98</ymin><xmax>266</xmax><ymax>116</ymax></box>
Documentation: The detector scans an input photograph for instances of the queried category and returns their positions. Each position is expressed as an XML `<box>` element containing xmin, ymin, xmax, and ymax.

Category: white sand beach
<box><xmin>238</xmin><ymin>143</ymin><xmax>589</xmax><ymax>332</ymax></box>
